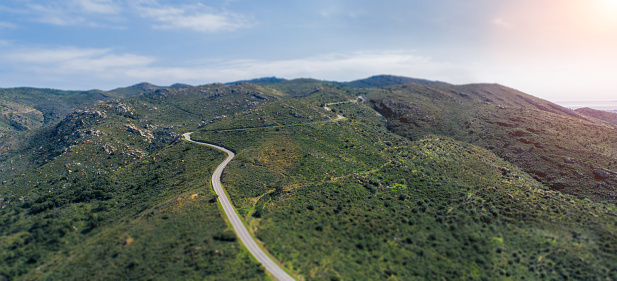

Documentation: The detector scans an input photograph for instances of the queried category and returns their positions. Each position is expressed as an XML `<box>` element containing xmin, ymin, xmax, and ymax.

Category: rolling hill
<box><xmin>367</xmin><ymin>82</ymin><xmax>617</xmax><ymax>202</ymax></box>
<box><xmin>1</xmin><ymin>76</ymin><xmax>617</xmax><ymax>280</ymax></box>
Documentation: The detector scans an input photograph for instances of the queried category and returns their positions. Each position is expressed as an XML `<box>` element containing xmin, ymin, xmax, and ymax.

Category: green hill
<box><xmin>368</xmin><ymin>82</ymin><xmax>617</xmax><ymax>202</ymax></box>
<box><xmin>1</xmin><ymin>76</ymin><xmax>617</xmax><ymax>280</ymax></box>
<box><xmin>230</xmin><ymin>77</ymin><xmax>288</xmax><ymax>86</ymax></box>
<box><xmin>1</xmin><ymin>82</ymin><xmax>284</xmax><ymax>280</ymax></box>
<box><xmin>0</xmin><ymin>86</ymin><xmax>146</xmax><ymax>134</ymax></box>
<box><xmin>345</xmin><ymin>74</ymin><xmax>447</xmax><ymax>88</ymax></box>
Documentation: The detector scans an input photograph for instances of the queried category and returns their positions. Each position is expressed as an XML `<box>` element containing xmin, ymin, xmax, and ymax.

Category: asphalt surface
<box><xmin>183</xmin><ymin>132</ymin><xmax>295</xmax><ymax>281</ymax></box>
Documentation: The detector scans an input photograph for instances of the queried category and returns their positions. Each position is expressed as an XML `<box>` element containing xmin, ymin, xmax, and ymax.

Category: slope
<box><xmin>0</xmin><ymin>86</ymin><xmax>147</xmax><ymax>134</ymax></box>
<box><xmin>190</xmin><ymin>84</ymin><xmax>617</xmax><ymax>280</ymax></box>
<box><xmin>575</xmin><ymin>107</ymin><xmax>617</xmax><ymax>125</ymax></box>
<box><xmin>2</xmin><ymin>77</ymin><xmax>617</xmax><ymax>280</ymax></box>
<box><xmin>0</xmin><ymin>83</ymin><xmax>286</xmax><ymax>280</ymax></box>
<box><xmin>368</xmin><ymin>82</ymin><xmax>617</xmax><ymax>202</ymax></box>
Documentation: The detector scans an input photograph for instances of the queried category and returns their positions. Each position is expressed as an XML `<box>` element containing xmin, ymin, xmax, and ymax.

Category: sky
<box><xmin>0</xmin><ymin>0</ymin><xmax>616</xmax><ymax>102</ymax></box>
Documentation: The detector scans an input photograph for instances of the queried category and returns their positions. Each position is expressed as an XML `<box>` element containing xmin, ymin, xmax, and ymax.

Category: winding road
<box><xmin>183</xmin><ymin>132</ymin><xmax>295</xmax><ymax>281</ymax></box>
<box><xmin>182</xmin><ymin>102</ymin><xmax>355</xmax><ymax>280</ymax></box>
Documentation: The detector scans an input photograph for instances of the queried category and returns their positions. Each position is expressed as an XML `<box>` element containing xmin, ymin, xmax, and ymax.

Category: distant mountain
<box><xmin>108</xmin><ymin>82</ymin><xmax>162</xmax><ymax>96</ymax></box>
<box><xmin>575</xmin><ymin>107</ymin><xmax>617</xmax><ymax>125</ymax></box>
<box><xmin>169</xmin><ymin>83</ymin><xmax>193</xmax><ymax>89</ymax></box>
<box><xmin>109</xmin><ymin>82</ymin><xmax>194</xmax><ymax>95</ymax></box>
<box><xmin>229</xmin><ymin>77</ymin><xmax>287</xmax><ymax>86</ymax></box>
<box><xmin>262</xmin><ymin>78</ymin><xmax>336</xmax><ymax>97</ymax></box>
<box><xmin>345</xmin><ymin>74</ymin><xmax>448</xmax><ymax>88</ymax></box>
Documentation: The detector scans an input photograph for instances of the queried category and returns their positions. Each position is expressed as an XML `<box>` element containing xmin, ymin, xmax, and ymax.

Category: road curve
<box><xmin>183</xmin><ymin>132</ymin><xmax>295</xmax><ymax>281</ymax></box>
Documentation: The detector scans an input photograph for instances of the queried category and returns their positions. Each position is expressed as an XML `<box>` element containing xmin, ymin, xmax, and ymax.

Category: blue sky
<box><xmin>1</xmin><ymin>0</ymin><xmax>616</xmax><ymax>101</ymax></box>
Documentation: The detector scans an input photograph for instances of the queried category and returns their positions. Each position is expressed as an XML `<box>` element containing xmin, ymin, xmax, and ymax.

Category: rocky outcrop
<box><xmin>370</xmin><ymin>99</ymin><xmax>432</xmax><ymax>126</ymax></box>
<box><xmin>125</xmin><ymin>124</ymin><xmax>153</xmax><ymax>140</ymax></box>
<box><xmin>198</xmin><ymin>116</ymin><xmax>227</xmax><ymax>128</ymax></box>
<box><xmin>102</xmin><ymin>144</ymin><xmax>116</xmax><ymax>154</ymax></box>
<box><xmin>103</xmin><ymin>102</ymin><xmax>133</xmax><ymax>116</ymax></box>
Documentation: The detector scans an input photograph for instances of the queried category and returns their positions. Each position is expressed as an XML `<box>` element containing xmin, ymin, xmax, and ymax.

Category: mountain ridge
<box><xmin>344</xmin><ymin>74</ymin><xmax>448</xmax><ymax>88</ymax></box>
<box><xmin>1</xmin><ymin>75</ymin><xmax>617</xmax><ymax>280</ymax></box>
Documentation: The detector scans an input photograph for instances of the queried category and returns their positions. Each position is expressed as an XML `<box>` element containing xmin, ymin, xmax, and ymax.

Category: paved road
<box><xmin>183</xmin><ymin>132</ymin><xmax>295</xmax><ymax>281</ymax></box>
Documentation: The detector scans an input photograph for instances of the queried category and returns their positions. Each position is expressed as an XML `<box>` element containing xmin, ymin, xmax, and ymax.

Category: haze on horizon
<box><xmin>0</xmin><ymin>0</ymin><xmax>616</xmax><ymax>102</ymax></box>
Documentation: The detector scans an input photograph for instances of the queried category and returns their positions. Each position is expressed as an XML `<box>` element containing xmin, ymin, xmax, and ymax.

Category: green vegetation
<box><xmin>256</xmin><ymin>135</ymin><xmax>617</xmax><ymax>280</ymax></box>
<box><xmin>2</xmin><ymin>76</ymin><xmax>617</xmax><ymax>280</ymax></box>
<box><xmin>1</xmin><ymin>140</ymin><xmax>266</xmax><ymax>280</ymax></box>
<box><xmin>202</xmin><ymin>98</ymin><xmax>338</xmax><ymax>131</ymax></box>
<box><xmin>369</xmin><ymin>82</ymin><xmax>617</xmax><ymax>201</ymax></box>
<box><xmin>0</xmin><ymin>83</ymin><xmax>279</xmax><ymax>280</ymax></box>
<box><xmin>192</xmin><ymin>96</ymin><xmax>617</xmax><ymax>280</ymax></box>
<box><xmin>0</xmin><ymin>86</ymin><xmax>147</xmax><ymax>135</ymax></box>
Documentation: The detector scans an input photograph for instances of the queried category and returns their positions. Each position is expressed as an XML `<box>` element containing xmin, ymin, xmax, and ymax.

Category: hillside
<box><xmin>0</xmin><ymin>83</ymin><xmax>180</xmax><ymax>179</ymax></box>
<box><xmin>191</xmin><ymin>86</ymin><xmax>617</xmax><ymax>280</ymax></box>
<box><xmin>1</xmin><ymin>76</ymin><xmax>617</xmax><ymax>280</ymax></box>
<box><xmin>0</xmin><ymin>86</ymin><xmax>149</xmax><ymax>135</ymax></box>
<box><xmin>575</xmin><ymin>107</ymin><xmax>617</xmax><ymax>125</ymax></box>
<box><xmin>0</xmin><ymin>82</ymin><xmax>287</xmax><ymax>280</ymax></box>
<box><xmin>367</xmin><ymin>82</ymin><xmax>617</xmax><ymax>202</ymax></box>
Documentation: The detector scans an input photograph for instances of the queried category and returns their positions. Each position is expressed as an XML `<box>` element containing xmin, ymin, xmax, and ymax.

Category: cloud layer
<box><xmin>0</xmin><ymin>47</ymin><xmax>474</xmax><ymax>90</ymax></box>
<box><xmin>1</xmin><ymin>0</ymin><xmax>251</xmax><ymax>32</ymax></box>
<box><xmin>136</xmin><ymin>2</ymin><xmax>251</xmax><ymax>32</ymax></box>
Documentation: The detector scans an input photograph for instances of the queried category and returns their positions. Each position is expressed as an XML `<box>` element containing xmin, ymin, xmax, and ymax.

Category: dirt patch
<box><xmin>258</xmin><ymin>134</ymin><xmax>301</xmax><ymax>174</ymax></box>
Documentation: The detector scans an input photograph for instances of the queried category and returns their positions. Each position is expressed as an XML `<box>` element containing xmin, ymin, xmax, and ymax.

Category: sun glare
<box><xmin>602</xmin><ymin>0</ymin><xmax>617</xmax><ymax>8</ymax></box>
<box><xmin>577</xmin><ymin>0</ymin><xmax>617</xmax><ymax>34</ymax></box>
<box><xmin>593</xmin><ymin>0</ymin><xmax>617</xmax><ymax>21</ymax></box>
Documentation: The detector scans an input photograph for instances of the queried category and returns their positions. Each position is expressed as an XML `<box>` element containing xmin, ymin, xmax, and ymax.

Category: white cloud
<box><xmin>62</xmin><ymin>53</ymin><xmax>154</xmax><ymax>72</ymax></box>
<box><xmin>1</xmin><ymin>1</ymin><xmax>250</xmax><ymax>32</ymax></box>
<box><xmin>24</xmin><ymin>1</ymin><xmax>122</xmax><ymax>26</ymax></box>
<box><xmin>0</xmin><ymin>5</ymin><xmax>24</xmax><ymax>13</ymax></box>
<box><xmin>219</xmin><ymin>51</ymin><xmax>474</xmax><ymax>83</ymax></box>
<box><xmin>0</xmin><ymin>21</ymin><xmax>16</xmax><ymax>28</ymax></box>
<box><xmin>0</xmin><ymin>48</ymin><xmax>476</xmax><ymax>90</ymax></box>
<box><xmin>8</xmin><ymin>47</ymin><xmax>110</xmax><ymax>63</ymax></box>
<box><xmin>97</xmin><ymin>50</ymin><xmax>617</xmax><ymax>101</ymax></box>
<box><xmin>4</xmin><ymin>47</ymin><xmax>154</xmax><ymax>77</ymax></box>
<box><xmin>73</xmin><ymin>0</ymin><xmax>121</xmax><ymax>14</ymax></box>
<box><xmin>103</xmin><ymin>50</ymin><xmax>477</xmax><ymax>86</ymax></box>
<box><xmin>27</xmin><ymin>3</ymin><xmax>86</xmax><ymax>26</ymax></box>
<box><xmin>135</xmin><ymin>2</ymin><xmax>251</xmax><ymax>32</ymax></box>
